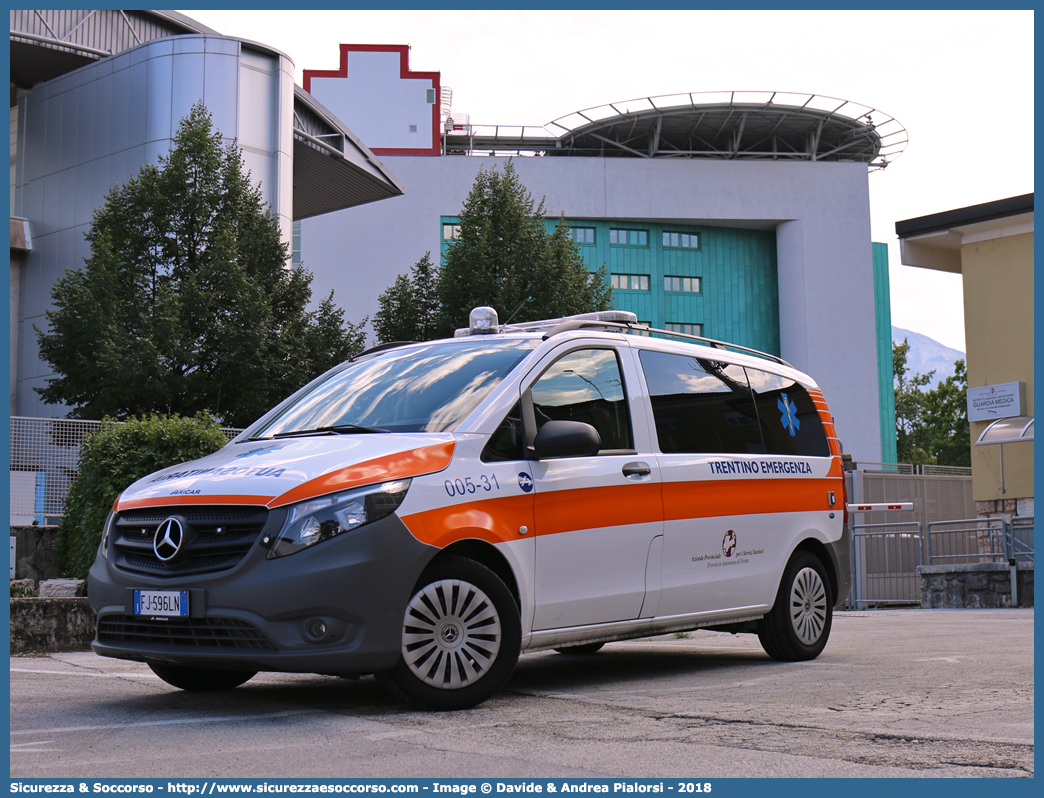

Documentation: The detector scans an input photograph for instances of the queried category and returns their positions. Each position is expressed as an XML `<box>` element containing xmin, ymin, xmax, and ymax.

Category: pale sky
<box><xmin>182</xmin><ymin>8</ymin><xmax>1034</xmax><ymax>353</ymax></box>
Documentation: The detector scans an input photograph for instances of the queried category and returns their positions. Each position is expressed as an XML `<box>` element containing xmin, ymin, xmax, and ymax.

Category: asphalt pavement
<box><xmin>9</xmin><ymin>609</ymin><xmax>1034</xmax><ymax>779</ymax></box>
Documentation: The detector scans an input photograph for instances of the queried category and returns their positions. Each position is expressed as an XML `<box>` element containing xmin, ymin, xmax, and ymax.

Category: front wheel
<box><xmin>757</xmin><ymin>552</ymin><xmax>833</xmax><ymax>661</ymax></box>
<box><xmin>378</xmin><ymin>557</ymin><xmax>521</xmax><ymax>710</ymax></box>
<box><xmin>148</xmin><ymin>663</ymin><xmax>256</xmax><ymax>691</ymax></box>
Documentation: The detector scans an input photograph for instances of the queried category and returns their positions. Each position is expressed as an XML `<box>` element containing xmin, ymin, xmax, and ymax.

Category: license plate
<box><xmin>133</xmin><ymin>590</ymin><xmax>189</xmax><ymax>617</ymax></box>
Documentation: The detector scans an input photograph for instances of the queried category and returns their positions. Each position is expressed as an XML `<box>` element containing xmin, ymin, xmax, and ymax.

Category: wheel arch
<box><xmin>791</xmin><ymin>537</ymin><xmax>839</xmax><ymax>605</ymax></box>
<box><xmin>423</xmin><ymin>539</ymin><xmax>521</xmax><ymax>609</ymax></box>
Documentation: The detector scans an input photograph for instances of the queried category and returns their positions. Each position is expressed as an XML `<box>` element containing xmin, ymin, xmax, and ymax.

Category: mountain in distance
<box><xmin>892</xmin><ymin>325</ymin><xmax>966</xmax><ymax>387</ymax></box>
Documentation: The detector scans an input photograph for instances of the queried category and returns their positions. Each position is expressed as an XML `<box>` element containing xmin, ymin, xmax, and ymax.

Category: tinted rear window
<box><xmin>638</xmin><ymin>349</ymin><xmax>829</xmax><ymax>457</ymax></box>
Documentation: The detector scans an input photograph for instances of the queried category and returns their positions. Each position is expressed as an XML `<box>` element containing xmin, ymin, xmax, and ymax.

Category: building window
<box><xmin>426</xmin><ymin>89</ymin><xmax>437</xmax><ymax>104</ymax></box>
<box><xmin>609</xmin><ymin>228</ymin><xmax>648</xmax><ymax>246</ymax></box>
<box><xmin>571</xmin><ymin>227</ymin><xmax>596</xmax><ymax>244</ymax></box>
<box><xmin>664</xmin><ymin>276</ymin><xmax>701</xmax><ymax>293</ymax></box>
<box><xmin>611</xmin><ymin>274</ymin><xmax>649</xmax><ymax>291</ymax></box>
<box><xmin>663</xmin><ymin>231</ymin><xmax>699</xmax><ymax>249</ymax></box>
<box><xmin>292</xmin><ymin>221</ymin><xmax>302</xmax><ymax>266</ymax></box>
<box><xmin>666</xmin><ymin>322</ymin><xmax>703</xmax><ymax>336</ymax></box>
<box><xmin>443</xmin><ymin>223</ymin><xmax>461</xmax><ymax>240</ymax></box>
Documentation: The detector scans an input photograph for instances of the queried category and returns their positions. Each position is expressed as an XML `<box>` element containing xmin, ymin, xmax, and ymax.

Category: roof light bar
<box><xmin>456</xmin><ymin>308</ymin><xmax>638</xmax><ymax>336</ymax></box>
<box><xmin>500</xmin><ymin>309</ymin><xmax>638</xmax><ymax>333</ymax></box>
<box><xmin>454</xmin><ymin>306</ymin><xmax>500</xmax><ymax>337</ymax></box>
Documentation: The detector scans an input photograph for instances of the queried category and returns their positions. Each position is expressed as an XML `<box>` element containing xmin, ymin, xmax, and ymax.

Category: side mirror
<box><xmin>533</xmin><ymin>420</ymin><xmax>601</xmax><ymax>459</ymax></box>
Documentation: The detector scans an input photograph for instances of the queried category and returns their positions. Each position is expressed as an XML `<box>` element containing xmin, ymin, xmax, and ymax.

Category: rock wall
<box><xmin>919</xmin><ymin>563</ymin><xmax>1034</xmax><ymax>608</ymax></box>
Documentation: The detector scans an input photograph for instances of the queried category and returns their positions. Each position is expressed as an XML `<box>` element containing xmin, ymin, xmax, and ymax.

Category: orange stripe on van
<box><xmin>118</xmin><ymin>494</ymin><xmax>273</xmax><ymax>511</ymax></box>
<box><xmin>662</xmin><ymin>477</ymin><xmax>838</xmax><ymax>520</ymax></box>
<box><xmin>268</xmin><ymin>441</ymin><xmax>456</xmax><ymax>509</ymax></box>
<box><xmin>534</xmin><ymin>483</ymin><xmax>663</xmax><ymax>536</ymax></box>
<box><xmin>404</xmin><ymin>473</ymin><xmax>841</xmax><ymax>550</ymax></box>
<box><xmin>402</xmin><ymin>484</ymin><xmax>663</xmax><ymax>547</ymax></box>
<box><xmin>402</xmin><ymin>494</ymin><xmax>536</xmax><ymax>547</ymax></box>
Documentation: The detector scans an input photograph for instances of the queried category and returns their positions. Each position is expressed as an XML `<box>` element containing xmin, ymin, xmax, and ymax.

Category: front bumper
<box><xmin>88</xmin><ymin>511</ymin><xmax>438</xmax><ymax>674</ymax></box>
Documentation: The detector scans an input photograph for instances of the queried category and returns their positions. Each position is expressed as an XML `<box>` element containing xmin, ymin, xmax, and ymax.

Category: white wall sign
<box><xmin>967</xmin><ymin>382</ymin><xmax>1025</xmax><ymax>422</ymax></box>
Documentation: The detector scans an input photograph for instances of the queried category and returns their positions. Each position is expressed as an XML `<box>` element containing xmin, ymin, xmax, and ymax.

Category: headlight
<box><xmin>100</xmin><ymin>510</ymin><xmax>116</xmax><ymax>560</ymax></box>
<box><xmin>267</xmin><ymin>479</ymin><xmax>411</xmax><ymax>559</ymax></box>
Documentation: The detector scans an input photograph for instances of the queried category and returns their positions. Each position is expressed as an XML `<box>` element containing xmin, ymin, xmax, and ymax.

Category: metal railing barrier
<box><xmin>925</xmin><ymin>517</ymin><xmax>1008</xmax><ymax>565</ymax></box>
<box><xmin>1009</xmin><ymin>516</ymin><xmax>1034</xmax><ymax>564</ymax></box>
<box><xmin>849</xmin><ymin>521</ymin><xmax>923</xmax><ymax>607</ymax></box>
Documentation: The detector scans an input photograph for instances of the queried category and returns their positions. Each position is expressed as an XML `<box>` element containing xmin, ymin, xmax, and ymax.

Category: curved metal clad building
<box><xmin>9</xmin><ymin>10</ymin><xmax>403</xmax><ymax>418</ymax></box>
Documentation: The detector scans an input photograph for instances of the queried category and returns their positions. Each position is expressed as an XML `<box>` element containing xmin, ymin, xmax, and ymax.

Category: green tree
<box><xmin>440</xmin><ymin>162</ymin><xmax>612</xmax><ymax>331</ymax></box>
<box><xmin>374</xmin><ymin>161</ymin><xmax>612</xmax><ymax>342</ymax></box>
<box><xmin>921</xmin><ymin>359</ymin><xmax>970</xmax><ymax>467</ymax></box>
<box><xmin>36</xmin><ymin>102</ymin><xmax>365</xmax><ymax>428</ymax></box>
<box><xmin>58</xmin><ymin>414</ymin><xmax>227</xmax><ymax>579</ymax></box>
<box><xmin>373</xmin><ymin>252</ymin><xmax>443</xmax><ymax>344</ymax></box>
<box><xmin>893</xmin><ymin>340</ymin><xmax>935</xmax><ymax>464</ymax></box>
<box><xmin>893</xmin><ymin>341</ymin><xmax>970</xmax><ymax>466</ymax></box>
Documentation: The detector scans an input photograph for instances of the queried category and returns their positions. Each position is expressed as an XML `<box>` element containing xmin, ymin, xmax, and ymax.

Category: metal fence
<box><xmin>1010</xmin><ymin>516</ymin><xmax>1034</xmax><ymax>563</ymax></box>
<box><xmin>850</xmin><ymin>521</ymin><xmax>923</xmax><ymax>607</ymax></box>
<box><xmin>849</xmin><ymin>461</ymin><xmax>973</xmax><ymax>477</ymax></box>
<box><xmin>925</xmin><ymin>517</ymin><xmax>1007</xmax><ymax>565</ymax></box>
<box><xmin>923</xmin><ymin>516</ymin><xmax>1035</xmax><ymax>606</ymax></box>
<box><xmin>844</xmin><ymin>466</ymin><xmax>976</xmax><ymax>607</ymax></box>
<box><xmin>9</xmin><ymin>417</ymin><xmax>240</xmax><ymax>523</ymax></box>
<box><xmin>926</xmin><ymin>516</ymin><xmax>1034</xmax><ymax>566</ymax></box>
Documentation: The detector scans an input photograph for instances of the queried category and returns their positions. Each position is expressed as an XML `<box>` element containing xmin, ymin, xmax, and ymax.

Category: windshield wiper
<box><xmin>270</xmin><ymin>423</ymin><xmax>390</xmax><ymax>439</ymax></box>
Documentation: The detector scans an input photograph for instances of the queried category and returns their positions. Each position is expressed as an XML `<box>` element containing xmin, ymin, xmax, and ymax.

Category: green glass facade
<box><xmin>441</xmin><ymin>216</ymin><xmax>780</xmax><ymax>356</ymax></box>
<box><xmin>872</xmin><ymin>242</ymin><xmax>898</xmax><ymax>464</ymax></box>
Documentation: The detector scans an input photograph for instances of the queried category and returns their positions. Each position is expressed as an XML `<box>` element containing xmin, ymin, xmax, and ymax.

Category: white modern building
<box><xmin>300</xmin><ymin>44</ymin><xmax>906</xmax><ymax>462</ymax></box>
<box><xmin>9</xmin><ymin>17</ymin><xmax>905</xmax><ymax>464</ymax></box>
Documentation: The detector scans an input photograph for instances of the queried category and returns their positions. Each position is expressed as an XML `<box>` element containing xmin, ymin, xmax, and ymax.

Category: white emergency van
<box><xmin>88</xmin><ymin>308</ymin><xmax>851</xmax><ymax>710</ymax></box>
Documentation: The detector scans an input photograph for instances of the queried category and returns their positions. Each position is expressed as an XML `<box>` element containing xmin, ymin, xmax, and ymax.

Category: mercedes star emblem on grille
<box><xmin>153</xmin><ymin>517</ymin><xmax>185</xmax><ymax>562</ymax></box>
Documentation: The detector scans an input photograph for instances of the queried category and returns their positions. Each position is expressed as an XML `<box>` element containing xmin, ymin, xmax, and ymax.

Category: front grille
<box><xmin>97</xmin><ymin>614</ymin><xmax>276</xmax><ymax>650</ymax></box>
<box><xmin>112</xmin><ymin>506</ymin><xmax>269</xmax><ymax>577</ymax></box>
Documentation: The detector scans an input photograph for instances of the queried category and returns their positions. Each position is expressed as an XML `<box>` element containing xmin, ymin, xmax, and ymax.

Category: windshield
<box><xmin>253</xmin><ymin>338</ymin><xmax>539</xmax><ymax>437</ymax></box>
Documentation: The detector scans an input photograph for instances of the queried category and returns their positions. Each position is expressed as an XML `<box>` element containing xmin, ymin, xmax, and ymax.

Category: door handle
<box><xmin>622</xmin><ymin>461</ymin><xmax>652</xmax><ymax>479</ymax></box>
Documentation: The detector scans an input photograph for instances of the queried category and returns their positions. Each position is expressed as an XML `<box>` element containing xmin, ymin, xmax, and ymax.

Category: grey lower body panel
<box><xmin>826</xmin><ymin>523</ymin><xmax>852</xmax><ymax>608</ymax></box>
<box><xmin>88</xmin><ymin>513</ymin><xmax>438</xmax><ymax>675</ymax></box>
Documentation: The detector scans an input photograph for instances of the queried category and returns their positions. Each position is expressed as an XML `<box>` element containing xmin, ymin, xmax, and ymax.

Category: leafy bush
<box><xmin>59</xmin><ymin>414</ymin><xmax>228</xmax><ymax>579</ymax></box>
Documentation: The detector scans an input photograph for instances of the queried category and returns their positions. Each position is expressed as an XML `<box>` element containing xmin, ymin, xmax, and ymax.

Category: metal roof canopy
<box><xmin>975</xmin><ymin>416</ymin><xmax>1034</xmax><ymax>446</ymax></box>
<box><xmin>292</xmin><ymin>87</ymin><xmax>404</xmax><ymax>219</ymax></box>
<box><xmin>974</xmin><ymin>416</ymin><xmax>1033</xmax><ymax>497</ymax></box>
<box><xmin>446</xmin><ymin>91</ymin><xmax>906</xmax><ymax>169</ymax></box>
<box><xmin>10</xmin><ymin>10</ymin><xmax>403</xmax><ymax>217</ymax></box>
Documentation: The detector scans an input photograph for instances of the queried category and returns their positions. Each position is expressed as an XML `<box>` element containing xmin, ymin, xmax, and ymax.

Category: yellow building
<box><xmin>896</xmin><ymin>194</ymin><xmax>1034</xmax><ymax>523</ymax></box>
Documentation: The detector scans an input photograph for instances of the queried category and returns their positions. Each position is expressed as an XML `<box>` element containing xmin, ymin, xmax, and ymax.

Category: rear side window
<box><xmin>638</xmin><ymin>350</ymin><xmax>761</xmax><ymax>454</ymax></box>
<box><xmin>530</xmin><ymin>348</ymin><xmax>633</xmax><ymax>451</ymax></box>
<box><xmin>638</xmin><ymin>350</ymin><xmax>829</xmax><ymax>457</ymax></box>
<box><xmin>745</xmin><ymin>369</ymin><xmax>830</xmax><ymax>457</ymax></box>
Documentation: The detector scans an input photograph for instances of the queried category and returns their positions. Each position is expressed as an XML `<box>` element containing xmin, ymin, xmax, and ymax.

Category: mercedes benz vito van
<box><xmin>88</xmin><ymin>307</ymin><xmax>851</xmax><ymax>710</ymax></box>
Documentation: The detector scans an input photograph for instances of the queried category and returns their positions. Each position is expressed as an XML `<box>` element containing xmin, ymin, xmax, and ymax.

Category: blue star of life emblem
<box><xmin>777</xmin><ymin>393</ymin><xmax>800</xmax><ymax>437</ymax></box>
<box><xmin>234</xmin><ymin>443</ymin><xmax>286</xmax><ymax>459</ymax></box>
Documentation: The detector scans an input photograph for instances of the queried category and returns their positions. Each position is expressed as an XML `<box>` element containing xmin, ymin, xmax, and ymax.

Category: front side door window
<box><xmin>529</xmin><ymin>348</ymin><xmax>633</xmax><ymax>451</ymax></box>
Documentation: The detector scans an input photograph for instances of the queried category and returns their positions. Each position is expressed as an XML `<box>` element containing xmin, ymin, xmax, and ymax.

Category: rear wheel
<box><xmin>148</xmin><ymin>663</ymin><xmax>256</xmax><ymax>691</ymax></box>
<box><xmin>378</xmin><ymin>557</ymin><xmax>521</xmax><ymax>710</ymax></box>
<box><xmin>757</xmin><ymin>551</ymin><xmax>833</xmax><ymax>661</ymax></box>
<box><xmin>553</xmin><ymin>642</ymin><xmax>605</xmax><ymax>655</ymax></box>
